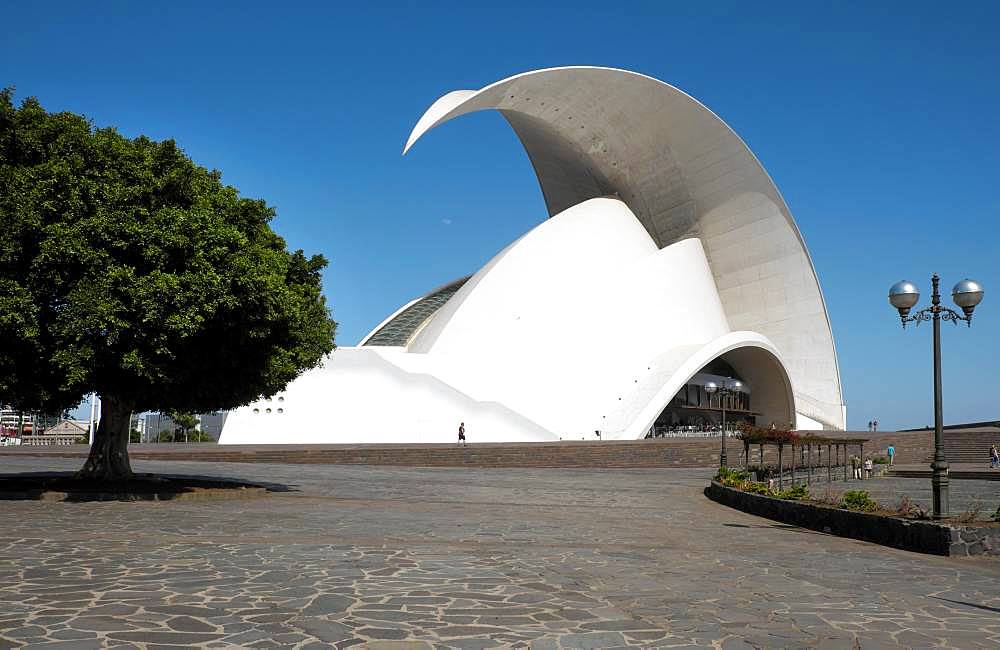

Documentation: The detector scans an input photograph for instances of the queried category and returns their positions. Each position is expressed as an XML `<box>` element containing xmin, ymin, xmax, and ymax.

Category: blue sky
<box><xmin>3</xmin><ymin>1</ymin><xmax>997</xmax><ymax>431</ymax></box>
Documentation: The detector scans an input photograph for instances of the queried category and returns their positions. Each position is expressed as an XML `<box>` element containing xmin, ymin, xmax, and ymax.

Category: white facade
<box><xmin>220</xmin><ymin>67</ymin><xmax>845</xmax><ymax>445</ymax></box>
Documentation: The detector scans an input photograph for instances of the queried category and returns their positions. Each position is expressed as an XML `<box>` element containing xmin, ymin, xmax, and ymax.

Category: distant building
<box><xmin>0</xmin><ymin>407</ymin><xmax>22</xmax><ymax>435</ymax></box>
<box><xmin>198</xmin><ymin>412</ymin><xmax>227</xmax><ymax>440</ymax></box>
<box><xmin>143</xmin><ymin>411</ymin><xmax>227</xmax><ymax>441</ymax></box>
<box><xmin>0</xmin><ymin>406</ymin><xmax>65</xmax><ymax>435</ymax></box>
<box><xmin>46</xmin><ymin>420</ymin><xmax>89</xmax><ymax>438</ymax></box>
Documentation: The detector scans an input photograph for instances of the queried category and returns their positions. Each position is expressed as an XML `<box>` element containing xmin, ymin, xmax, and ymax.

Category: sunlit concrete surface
<box><xmin>1</xmin><ymin>457</ymin><xmax>997</xmax><ymax>648</ymax></box>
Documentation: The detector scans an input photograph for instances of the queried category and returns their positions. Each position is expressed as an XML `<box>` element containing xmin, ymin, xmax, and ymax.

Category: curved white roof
<box><xmin>404</xmin><ymin>67</ymin><xmax>844</xmax><ymax>429</ymax></box>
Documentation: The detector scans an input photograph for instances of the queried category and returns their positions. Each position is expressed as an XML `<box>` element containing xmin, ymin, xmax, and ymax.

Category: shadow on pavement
<box><xmin>0</xmin><ymin>471</ymin><xmax>298</xmax><ymax>502</ymax></box>
<box><xmin>722</xmin><ymin>521</ymin><xmax>830</xmax><ymax>536</ymax></box>
<box><xmin>930</xmin><ymin>597</ymin><xmax>1000</xmax><ymax>614</ymax></box>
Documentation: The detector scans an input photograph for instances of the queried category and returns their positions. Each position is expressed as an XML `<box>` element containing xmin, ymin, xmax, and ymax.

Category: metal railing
<box><xmin>649</xmin><ymin>426</ymin><xmax>741</xmax><ymax>438</ymax></box>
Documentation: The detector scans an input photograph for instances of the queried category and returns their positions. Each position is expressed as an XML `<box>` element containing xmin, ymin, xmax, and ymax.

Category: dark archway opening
<box><xmin>646</xmin><ymin>347</ymin><xmax>794</xmax><ymax>438</ymax></box>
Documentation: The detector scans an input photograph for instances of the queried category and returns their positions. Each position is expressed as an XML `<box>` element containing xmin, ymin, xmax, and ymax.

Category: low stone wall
<box><xmin>705</xmin><ymin>481</ymin><xmax>1000</xmax><ymax>557</ymax></box>
<box><xmin>949</xmin><ymin>527</ymin><xmax>1000</xmax><ymax>556</ymax></box>
<box><xmin>19</xmin><ymin>435</ymin><xmax>82</xmax><ymax>446</ymax></box>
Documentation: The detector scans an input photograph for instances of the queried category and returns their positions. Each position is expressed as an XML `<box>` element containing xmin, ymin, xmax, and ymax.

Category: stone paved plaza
<box><xmin>1</xmin><ymin>456</ymin><xmax>999</xmax><ymax>649</ymax></box>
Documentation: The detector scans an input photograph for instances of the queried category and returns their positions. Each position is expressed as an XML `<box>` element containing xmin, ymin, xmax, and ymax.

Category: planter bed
<box><xmin>705</xmin><ymin>481</ymin><xmax>1000</xmax><ymax>557</ymax></box>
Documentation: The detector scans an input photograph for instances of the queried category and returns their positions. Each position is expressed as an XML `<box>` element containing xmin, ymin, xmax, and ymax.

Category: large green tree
<box><xmin>0</xmin><ymin>89</ymin><xmax>336</xmax><ymax>480</ymax></box>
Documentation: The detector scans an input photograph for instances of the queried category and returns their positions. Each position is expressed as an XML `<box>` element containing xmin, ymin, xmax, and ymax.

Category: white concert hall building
<box><xmin>219</xmin><ymin>67</ymin><xmax>846</xmax><ymax>445</ymax></box>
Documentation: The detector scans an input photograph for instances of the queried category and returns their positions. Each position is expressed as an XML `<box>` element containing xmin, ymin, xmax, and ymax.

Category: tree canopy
<box><xmin>166</xmin><ymin>411</ymin><xmax>199</xmax><ymax>442</ymax></box>
<box><xmin>0</xmin><ymin>89</ymin><xmax>336</xmax><ymax>478</ymax></box>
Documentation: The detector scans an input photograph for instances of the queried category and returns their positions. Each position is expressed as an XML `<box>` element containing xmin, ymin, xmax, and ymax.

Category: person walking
<box><xmin>873</xmin><ymin>419</ymin><xmax>879</xmax><ymax>433</ymax></box>
<box><xmin>457</xmin><ymin>422</ymin><xmax>466</xmax><ymax>447</ymax></box>
<box><xmin>990</xmin><ymin>444</ymin><xmax>998</xmax><ymax>469</ymax></box>
<box><xmin>867</xmin><ymin>420</ymin><xmax>873</xmax><ymax>433</ymax></box>
<box><xmin>851</xmin><ymin>454</ymin><xmax>861</xmax><ymax>480</ymax></box>
<box><xmin>863</xmin><ymin>456</ymin><xmax>874</xmax><ymax>480</ymax></box>
<box><xmin>887</xmin><ymin>444</ymin><xmax>895</xmax><ymax>466</ymax></box>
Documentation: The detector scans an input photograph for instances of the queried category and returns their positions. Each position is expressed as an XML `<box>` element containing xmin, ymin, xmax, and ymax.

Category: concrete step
<box><xmin>1</xmin><ymin>431</ymin><xmax>935</xmax><ymax>470</ymax></box>
<box><xmin>889</xmin><ymin>468</ymin><xmax>1000</xmax><ymax>481</ymax></box>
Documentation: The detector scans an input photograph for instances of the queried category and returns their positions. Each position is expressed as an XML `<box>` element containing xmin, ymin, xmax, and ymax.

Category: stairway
<box><xmin>938</xmin><ymin>427</ymin><xmax>1000</xmax><ymax>464</ymax></box>
<box><xmin>1</xmin><ymin>430</ymin><xmax>935</xmax><ymax>469</ymax></box>
<box><xmin>889</xmin><ymin>467</ymin><xmax>1000</xmax><ymax>481</ymax></box>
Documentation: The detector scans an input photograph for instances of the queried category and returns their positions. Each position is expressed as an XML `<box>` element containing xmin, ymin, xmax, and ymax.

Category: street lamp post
<box><xmin>704</xmin><ymin>379</ymin><xmax>745</xmax><ymax>468</ymax></box>
<box><xmin>888</xmin><ymin>273</ymin><xmax>984</xmax><ymax>519</ymax></box>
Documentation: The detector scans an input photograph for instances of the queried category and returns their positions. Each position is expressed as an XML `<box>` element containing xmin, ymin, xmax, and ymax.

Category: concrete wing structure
<box><xmin>219</xmin><ymin>67</ymin><xmax>845</xmax><ymax>445</ymax></box>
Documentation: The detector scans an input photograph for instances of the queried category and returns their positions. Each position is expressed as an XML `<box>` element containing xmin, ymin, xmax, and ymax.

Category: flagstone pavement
<box><xmin>0</xmin><ymin>456</ymin><xmax>998</xmax><ymax>649</ymax></box>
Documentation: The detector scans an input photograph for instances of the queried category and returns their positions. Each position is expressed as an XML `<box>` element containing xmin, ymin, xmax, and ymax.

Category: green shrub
<box><xmin>872</xmin><ymin>456</ymin><xmax>889</xmax><ymax>465</ymax></box>
<box><xmin>715</xmin><ymin>467</ymin><xmax>750</xmax><ymax>483</ymax></box>
<box><xmin>776</xmin><ymin>484</ymin><xmax>809</xmax><ymax>501</ymax></box>
<box><xmin>841</xmin><ymin>490</ymin><xmax>877</xmax><ymax>512</ymax></box>
<box><xmin>743</xmin><ymin>482</ymin><xmax>771</xmax><ymax>495</ymax></box>
<box><xmin>154</xmin><ymin>428</ymin><xmax>214</xmax><ymax>443</ymax></box>
<box><xmin>992</xmin><ymin>505</ymin><xmax>1000</xmax><ymax>523</ymax></box>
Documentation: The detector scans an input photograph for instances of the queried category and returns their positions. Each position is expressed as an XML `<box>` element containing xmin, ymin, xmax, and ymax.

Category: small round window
<box><xmin>277</xmin><ymin>408</ymin><xmax>284</xmax><ymax>414</ymax></box>
<box><xmin>252</xmin><ymin>408</ymin><xmax>259</xmax><ymax>414</ymax></box>
<box><xmin>265</xmin><ymin>408</ymin><xmax>272</xmax><ymax>414</ymax></box>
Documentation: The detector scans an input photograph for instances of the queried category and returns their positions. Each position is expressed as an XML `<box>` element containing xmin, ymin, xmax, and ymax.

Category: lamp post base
<box><xmin>931</xmin><ymin>459</ymin><xmax>950</xmax><ymax>520</ymax></box>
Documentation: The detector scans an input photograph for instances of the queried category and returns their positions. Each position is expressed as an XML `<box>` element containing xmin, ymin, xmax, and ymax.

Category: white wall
<box><xmin>795</xmin><ymin>412</ymin><xmax>825</xmax><ymax>431</ymax></box>
<box><xmin>407</xmin><ymin>197</ymin><xmax>731</xmax><ymax>437</ymax></box>
<box><xmin>220</xmin><ymin>348</ymin><xmax>554</xmax><ymax>444</ymax></box>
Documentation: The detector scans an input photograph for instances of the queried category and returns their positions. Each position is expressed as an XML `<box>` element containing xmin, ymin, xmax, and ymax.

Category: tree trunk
<box><xmin>77</xmin><ymin>394</ymin><xmax>134</xmax><ymax>481</ymax></box>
